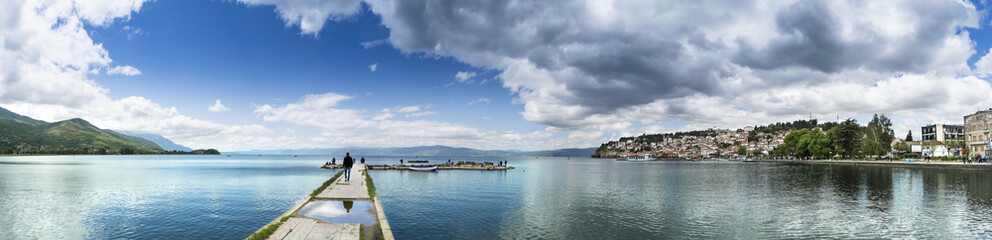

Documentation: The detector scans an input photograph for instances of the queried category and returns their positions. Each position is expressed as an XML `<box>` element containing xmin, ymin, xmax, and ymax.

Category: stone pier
<box><xmin>247</xmin><ymin>164</ymin><xmax>393</xmax><ymax>240</ymax></box>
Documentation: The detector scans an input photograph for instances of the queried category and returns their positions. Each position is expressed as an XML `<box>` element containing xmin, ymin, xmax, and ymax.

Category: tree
<box><xmin>905</xmin><ymin>130</ymin><xmax>913</xmax><ymax>142</ymax></box>
<box><xmin>775</xmin><ymin>128</ymin><xmax>832</xmax><ymax>158</ymax></box>
<box><xmin>737</xmin><ymin>146</ymin><xmax>747</xmax><ymax>156</ymax></box>
<box><xmin>862</xmin><ymin>114</ymin><xmax>894</xmax><ymax>157</ymax></box>
<box><xmin>827</xmin><ymin>119</ymin><xmax>861</xmax><ymax>158</ymax></box>
<box><xmin>776</xmin><ymin>129</ymin><xmax>809</xmax><ymax>157</ymax></box>
<box><xmin>798</xmin><ymin>129</ymin><xmax>832</xmax><ymax>158</ymax></box>
<box><xmin>893</xmin><ymin>141</ymin><xmax>909</xmax><ymax>153</ymax></box>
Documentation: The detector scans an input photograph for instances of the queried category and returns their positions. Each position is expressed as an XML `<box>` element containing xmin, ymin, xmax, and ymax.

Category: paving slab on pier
<box><xmin>267</xmin><ymin>217</ymin><xmax>360</xmax><ymax>240</ymax></box>
<box><xmin>264</xmin><ymin>164</ymin><xmax>371</xmax><ymax>240</ymax></box>
<box><xmin>316</xmin><ymin>165</ymin><xmax>369</xmax><ymax>199</ymax></box>
<box><xmin>254</xmin><ymin>164</ymin><xmax>389</xmax><ymax>240</ymax></box>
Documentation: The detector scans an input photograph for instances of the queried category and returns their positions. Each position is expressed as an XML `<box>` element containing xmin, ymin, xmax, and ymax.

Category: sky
<box><xmin>3</xmin><ymin>0</ymin><xmax>992</xmax><ymax>151</ymax></box>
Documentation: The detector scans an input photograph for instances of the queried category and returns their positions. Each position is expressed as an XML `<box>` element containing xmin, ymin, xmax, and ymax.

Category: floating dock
<box><xmin>246</xmin><ymin>164</ymin><xmax>393</xmax><ymax>240</ymax></box>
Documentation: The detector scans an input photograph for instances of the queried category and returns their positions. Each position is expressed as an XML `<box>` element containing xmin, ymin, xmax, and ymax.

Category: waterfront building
<box><xmin>921</xmin><ymin>124</ymin><xmax>963</xmax><ymax>142</ymax></box>
<box><xmin>964</xmin><ymin>108</ymin><xmax>992</xmax><ymax>157</ymax></box>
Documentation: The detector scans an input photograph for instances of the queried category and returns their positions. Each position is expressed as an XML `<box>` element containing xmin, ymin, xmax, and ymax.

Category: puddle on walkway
<box><xmin>297</xmin><ymin>200</ymin><xmax>377</xmax><ymax>226</ymax></box>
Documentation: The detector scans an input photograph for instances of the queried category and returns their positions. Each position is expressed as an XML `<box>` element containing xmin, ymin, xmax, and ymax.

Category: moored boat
<box><xmin>625</xmin><ymin>154</ymin><xmax>655</xmax><ymax>161</ymax></box>
<box><xmin>409</xmin><ymin>165</ymin><xmax>438</xmax><ymax>171</ymax></box>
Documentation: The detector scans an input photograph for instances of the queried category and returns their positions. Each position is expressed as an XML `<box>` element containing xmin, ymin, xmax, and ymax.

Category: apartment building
<box><xmin>964</xmin><ymin>108</ymin><xmax>992</xmax><ymax>157</ymax></box>
<box><xmin>921</xmin><ymin>124</ymin><xmax>963</xmax><ymax>142</ymax></box>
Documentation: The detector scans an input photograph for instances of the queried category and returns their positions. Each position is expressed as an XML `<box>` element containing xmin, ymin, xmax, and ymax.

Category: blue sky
<box><xmin>89</xmin><ymin>0</ymin><xmax>530</xmax><ymax>131</ymax></box>
<box><xmin>4</xmin><ymin>0</ymin><xmax>992</xmax><ymax>151</ymax></box>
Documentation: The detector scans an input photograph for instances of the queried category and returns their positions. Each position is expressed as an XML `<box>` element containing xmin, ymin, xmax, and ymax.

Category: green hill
<box><xmin>0</xmin><ymin>107</ymin><xmax>165</xmax><ymax>154</ymax></box>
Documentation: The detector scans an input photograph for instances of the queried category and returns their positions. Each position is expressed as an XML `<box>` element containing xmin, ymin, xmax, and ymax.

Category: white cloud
<box><xmin>974</xmin><ymin>48</ymin><xmax>992</xmax><ymax>76</ymax></box>
<box><xmin>208</xmin><ymin>99</ymin><xmax>230</xmax><ymax>112</ymax></box>
<box><xmin>253</xmin><ymin>93</ymin><xmax>370</xmax><ymax>131</ymax></box>
<box><xmin>235</xmin><ymin>0</ymin><xmax>362</xmax><ymax>35</ymax></box>
<box><xmin>123</xmin><ymin>25</ymin><xmax>145</xmax><ymax>40</ymax></box>
<box><xmin>0</xmin><ymin>0</ymin><xmax>276</xmax><ymax>151</ymax></box>
<box><xmin>382</xmin><ymin>105</ymin><xmax>425</xmax><ymax>113</ymax></box>
<box><xmin>368</xmin><ymin>62</ymin><xmax>378</xmax><ymax>72</ymax></box>
<box><xmin>468</xmin><ymin>98</ymin><xmax>490</xmax><ymax>105</ymax></box>
<box><xmin>405</xmin><ymin>111</ymin><xmax>436</xmax><ymax>118</ymax></box>
<box><xmin>107</xmin><ymin>65</ymin><xmax>142</xmax><ymax>76</ymax></box>
<box><xmin>360</xmin><ymin>39</ymin><xmax>387</xmax><ymax>49</ymax></box>
<box><xmin>455</xmin><ymin>71</ymin><xmax>476</xmax><ymax>83</ymax></box>
<box><xmin>249</xmin><ymin>92</ymin><xmax>604</xmax><ymax>150</ymax></box>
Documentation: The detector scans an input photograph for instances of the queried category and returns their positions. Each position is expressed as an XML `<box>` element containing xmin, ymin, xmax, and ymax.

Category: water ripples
<box><xmin>376</xmin><ymin>159</ymin><xmax>992</xmax><ymax>239</ymax></box>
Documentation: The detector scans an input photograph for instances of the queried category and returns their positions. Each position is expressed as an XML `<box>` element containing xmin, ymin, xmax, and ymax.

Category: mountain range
<box><xmin>0</xmin><ymin>106</ymin><xmax>590</xmax><ymax>156</ymax></box>
<box><xmin>0</xmin><ymin>106</ymin><xmax>194</xmax><ymax>154</ymax></box>
<box><xmin>113</xmin><ymin>130</ymin><xmax>193</xmax><ymax>151</ymax></box>
<box><xmin>230</xmin><ymin>145</ymin><xmax>597</xmax><ymax>158</ymax></box>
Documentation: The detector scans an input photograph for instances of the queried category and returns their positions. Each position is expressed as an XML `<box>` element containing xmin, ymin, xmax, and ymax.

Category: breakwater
<box><xmin>323</xmin><ymin>161</ymin><xmax>513</xmax><ymax>170</ymax></box>
<box><xmin>247</xmin><ymin>164</ymin><xmax>393</xmax><ymax>240</ymax></box>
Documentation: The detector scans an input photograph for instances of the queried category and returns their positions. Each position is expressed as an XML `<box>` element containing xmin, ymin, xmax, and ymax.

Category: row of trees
<box><xmin>774</xmin><ymin>114</ymin><xmax>894</xmax><ymax>159</ymax></box>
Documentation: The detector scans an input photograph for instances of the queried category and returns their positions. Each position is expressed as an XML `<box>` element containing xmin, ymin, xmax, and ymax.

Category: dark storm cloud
<box><xmin>735</xmin><ymin>0</ymin><xmax>973</xmax><ymax>74</ymax></box>
<box><xmin>735</xmin><ymin>1</ymin><xmax>874</xmax><ymax>73</ymax></box>
<box><xmin>373</xmin><ymin>0</ymin><xmax>735</xmax><ymax>126</ymax></box>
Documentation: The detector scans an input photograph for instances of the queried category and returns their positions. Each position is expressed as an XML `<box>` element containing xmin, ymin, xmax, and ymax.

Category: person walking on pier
<box><xmin>343</xmin><ymin>153</ymin><xmax>354</xmax><ymax>182</ymax></box>
<box><xmin>332</xmin><ymin>157</ymin><xmax>336</xmax><ymax>165</ymax></box>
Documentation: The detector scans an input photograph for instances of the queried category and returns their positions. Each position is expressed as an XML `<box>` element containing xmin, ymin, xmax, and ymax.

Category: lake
<box><xmin>1</xmin><ymin>155</ymin><xmax>991</xmax><ymax>239</ymax></box>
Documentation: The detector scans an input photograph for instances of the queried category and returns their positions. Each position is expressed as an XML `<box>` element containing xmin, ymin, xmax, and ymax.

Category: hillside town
<box><xmin>594</xmin><ymin>108</ymin><xmax>992</xmax><ymax>160</ymax></box>
<box><xmin>593</xmin><ymin>127</ymin><xmax>789</xmax><ymax>159</ymax></box>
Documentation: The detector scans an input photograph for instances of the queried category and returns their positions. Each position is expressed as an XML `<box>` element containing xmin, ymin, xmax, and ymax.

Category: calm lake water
<box><xmin>1</xmin><ymin>155</ymin><xmax>992</xmax><ymax>239</ymax></box>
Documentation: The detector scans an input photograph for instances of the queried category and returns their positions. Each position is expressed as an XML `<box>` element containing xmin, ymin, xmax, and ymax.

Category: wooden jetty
<box><xmin>246</xmin><ymin>164</ymin><xmax>393</xmax><ymax>240</ymax></box>
<box><xmin>322</xmin><ymin>161</ymin><xmax>514</xmax><ymax>171</ymax></box>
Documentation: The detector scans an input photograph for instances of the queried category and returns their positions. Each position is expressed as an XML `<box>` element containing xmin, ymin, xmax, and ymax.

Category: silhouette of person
<box><xmin>332</xmin><ymin>157</ymin><xmax>336</xmax><ymax>165</ymax></box>
<box><xmin>360</xmin><ymin>157</ymin><xmax>365</xmax><ymax>164</ymax></box>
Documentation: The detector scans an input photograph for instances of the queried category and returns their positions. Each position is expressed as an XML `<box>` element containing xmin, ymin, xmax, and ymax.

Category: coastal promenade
<box><xmin>247</xmin><ymin>164</ymin><xmax>393</xmax><ymax>240</ymax></box>
<box><xmin>756</xmin><ymin>159</ymin><xmax>992</xmax><ymax>170</ymax></box>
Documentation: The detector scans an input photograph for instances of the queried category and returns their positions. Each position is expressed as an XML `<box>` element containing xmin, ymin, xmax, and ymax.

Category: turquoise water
<box><xmin>2</xmin><ymin>155</ymin><xmax>992</xmax><ymax>239</ymax></box>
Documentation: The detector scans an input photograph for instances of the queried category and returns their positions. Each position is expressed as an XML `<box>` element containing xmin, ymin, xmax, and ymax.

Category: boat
<box><xmin>408</xmin><ymin>165</ymin><xmax>438</xmax><ymax>171</ymax></box>
<box><xmin>408</xmin><ymin>160</ymin><xmax>429</xmax><ymax>163</ymax></box>
<box><xmin>625</xmin><ymin>154</ymin><xmax>655</xmax><ymax>161</ymax></box>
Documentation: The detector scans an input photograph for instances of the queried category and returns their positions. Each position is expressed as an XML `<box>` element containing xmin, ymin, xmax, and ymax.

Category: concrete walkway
<box><xmin>267</xmin><ymin>164</ymin><xmax>370</xmax><ymax>240</ymax></box>
<box><xmin>268</xmin><ymin>218</ymin><xmax>360</xmax><ymax>240</ymax></box>
<box><xmin>317</xmin><ymin>165</ymin><xmax>368</xmax><ymax>199</ymax></box>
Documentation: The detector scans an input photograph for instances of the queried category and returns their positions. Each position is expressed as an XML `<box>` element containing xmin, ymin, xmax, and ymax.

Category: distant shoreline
<box><xmin>0</xmin><ymin>153</ymin><xmax>221</xmax><ymax>157</ymax></box>
<box><xmin>755</xmin><ymin>159</ymin><xmax>992</xmax><ymax>170</ymax></box>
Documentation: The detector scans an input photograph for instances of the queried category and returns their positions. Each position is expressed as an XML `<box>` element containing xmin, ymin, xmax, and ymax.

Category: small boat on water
<box><xmin>625</xmin><ymin>153</ymin><xmax>655</xmax><ymax>161</ymax></box>
<box><xmin>408</xmin><ymin>160</ymin><xmax>429</xmax><ymax>163</ymax></box>
<box><xmin>408</xmin><ymin>165</ymin><xmax>438</xmax><ymax>171</ymax></box>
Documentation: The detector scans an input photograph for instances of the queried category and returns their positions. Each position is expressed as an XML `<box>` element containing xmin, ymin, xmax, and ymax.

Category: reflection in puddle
<box><xmin>297</xmin><ymin>200</ymin><xmax>377</xmax><ymax>226</ymax></box>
